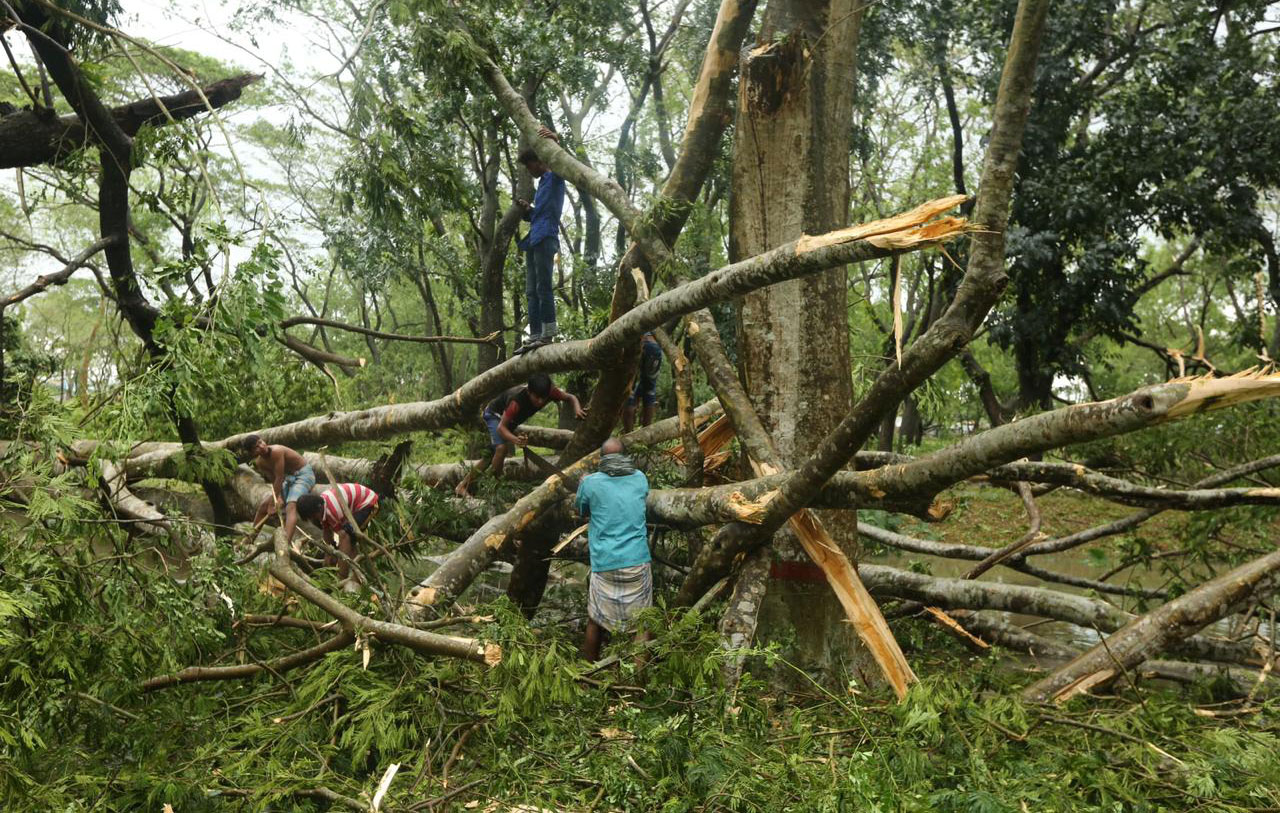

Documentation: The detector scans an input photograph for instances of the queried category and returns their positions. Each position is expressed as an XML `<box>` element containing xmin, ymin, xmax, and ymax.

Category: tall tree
<box><xmin>730</xmin><ymin>0</ymin><xmax>866</xmax><ymax>666</ymax></box>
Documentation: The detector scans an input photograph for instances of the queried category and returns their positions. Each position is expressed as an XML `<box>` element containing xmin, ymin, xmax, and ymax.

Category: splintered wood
<box><xmin>747</xmin><ymin>456</ymin><xmax>918</xmax><ymax>700</ymax></box>
<box><xmin>671</xmin><ymin>413</ymin><xmax>735</xmax><ymax>474</ymax></box>
<box><xmin>1160</xmin><ymin>368</ymin><xmax>1280</xmax><ymax>421</ymax></box>
<box><xmin>793</xmin><ymin>194</ymin><xmax>974</xmax><ymax>254</ymax></box>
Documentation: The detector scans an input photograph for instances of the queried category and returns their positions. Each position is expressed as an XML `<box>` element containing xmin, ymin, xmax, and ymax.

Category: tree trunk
<box><xmin>731</xmin><ymin>0</ymin><xmax>865</xmax><ymax>671</ymax></box>
<box><xmin>505</xmin><ymin>521</ymin><xmax>560</xmax><ymax>619</ymax></box>
<box><xmin>899</xmin><ymin>396</ymin><xmax>924</xmax><ymax>446</ymax></box>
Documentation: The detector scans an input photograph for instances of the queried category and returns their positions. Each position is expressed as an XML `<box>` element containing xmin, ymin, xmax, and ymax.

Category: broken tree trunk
<box><xmin>683</xmin><ymin>307</ymin><xmax>917</xmax><ymax>700</ymax></box>
<box><xmin>145</xmin><ymin>197</ymin><xmax>967</xmax><ymax>456</ymax></box>
<box><xmin>405</xmin><ymin>453</ymin><xmax>601</xmax><ymax>617</ymax></box>
<box><xmin>672</xmin><ymin>0</ymin><xmax>1052</xmax><ymax>615</ymax></box>
<box><xmin>1023</xmin><ymin>546</ymin><xmax>1280</xmax><ymax>703</ymax></box>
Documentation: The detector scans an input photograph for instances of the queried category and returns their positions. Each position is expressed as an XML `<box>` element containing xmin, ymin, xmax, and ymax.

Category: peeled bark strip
<box><xmin>1023</xmin><ymin>547</ymin><xmax>1280</xmax><ymax>703</ymax></box>
<box><xmin>783</xmin><ymin>505</ymin><xmax>917</xmax><ymax>700</ymax></box>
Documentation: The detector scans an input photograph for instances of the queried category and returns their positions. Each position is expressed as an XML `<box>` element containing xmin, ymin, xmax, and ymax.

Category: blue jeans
<box><xmin>524</xmin><ymin>240</ymin><xmax>557</xmax><ymax>338</ymax></box>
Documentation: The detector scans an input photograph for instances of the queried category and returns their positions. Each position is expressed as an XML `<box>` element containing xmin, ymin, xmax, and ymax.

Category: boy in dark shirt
<box><xmin>622</xmin><ymin>332</ymin><xmax>663</xmax><ymax>431</ymax></box>
<box><xmin>455</xmin><ymin>373</ymin><xmax>585</xmax><ymax>496</ymax></box>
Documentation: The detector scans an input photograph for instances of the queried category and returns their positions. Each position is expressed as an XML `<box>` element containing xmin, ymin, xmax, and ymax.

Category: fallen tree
<box><xmin>1023</xmin><ymin>546</ymin><xmax>1280</xmax><ymax>703</ymax></box>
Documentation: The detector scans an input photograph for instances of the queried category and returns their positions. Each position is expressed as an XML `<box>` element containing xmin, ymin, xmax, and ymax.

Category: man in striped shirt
<box><xmin>296</xmin><ymin>484</ymin><xmax>379</xmax><ymax>591</ymax></box>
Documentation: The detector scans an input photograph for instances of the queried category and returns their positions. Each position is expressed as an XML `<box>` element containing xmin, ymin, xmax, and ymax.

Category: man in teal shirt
<box><xmin>576</xmin><ymin>437</ymin><xmax>651</xmax><ymax>660</ymax></box>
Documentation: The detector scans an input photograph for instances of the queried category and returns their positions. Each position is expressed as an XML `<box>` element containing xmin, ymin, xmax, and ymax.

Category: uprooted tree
<box><xmin>5</xmin><ymin>0</ymin><xmax>1280</xmax><ymax>805</ymax></box>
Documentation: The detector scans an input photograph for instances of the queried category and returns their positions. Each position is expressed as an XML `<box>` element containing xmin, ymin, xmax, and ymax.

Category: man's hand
<box><xmin>537</xmin><ymin>126</ymin><xmax>559</xmax><ymax>142</ymax></box>
<box><xmin>513</xmin><ymin>434</ymin><xmax>530</xmax><ymax>448</ymax></box>
<box><xmin>516</xmin><ymin>198</ymin><xmax>531</xmax><ymax>211</ymax></box>
<box><xmin>574</xmin><ymin>404</ymin><xmax>587</xmax><ymax>420</ymax></box>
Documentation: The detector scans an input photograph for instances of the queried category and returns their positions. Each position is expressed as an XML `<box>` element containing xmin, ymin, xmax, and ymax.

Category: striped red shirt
<box><xmin>320</xmin><ymin>484</ymin><xmax>378</xmax><ymax>532</ymax></box>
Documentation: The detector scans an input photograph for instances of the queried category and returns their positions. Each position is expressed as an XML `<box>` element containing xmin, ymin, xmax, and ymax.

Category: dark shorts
<box><xmin>340</xmin><ymin>504</ymin><xmax>377</xmax><ymax>538</ymax></box>
<box><xmin>626</xmin><ymin>342</ymin><xmax>662</xmax><ymax>407</ymax></box>
<box><xmin>483</xmin><ymin>410</ymin><xmax>509</xmax><ymax>449</ymax></box>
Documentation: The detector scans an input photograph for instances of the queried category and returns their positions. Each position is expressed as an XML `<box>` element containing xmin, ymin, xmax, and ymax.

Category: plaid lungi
<box><xmin>587</xmin><ymin>563</ymin><xmax>653</xmax><ymax>633</ymax></box>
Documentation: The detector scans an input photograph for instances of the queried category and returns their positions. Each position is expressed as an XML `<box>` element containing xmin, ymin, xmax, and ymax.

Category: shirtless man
<box><xmin>241</xmin><ymin>434</ymin><xmax>314</xmax><ymax>543</ymax></box>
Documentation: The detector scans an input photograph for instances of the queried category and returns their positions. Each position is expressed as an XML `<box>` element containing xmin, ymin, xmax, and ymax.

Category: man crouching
<box><xmin>575</xmin><ymin>437</ymin><xmax>653</xmax><ymax>661</ymax></box>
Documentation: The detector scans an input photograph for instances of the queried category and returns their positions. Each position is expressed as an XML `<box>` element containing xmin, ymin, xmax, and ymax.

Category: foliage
<box><xmin>3</xmin><ymin>550</ymin><xmax>1279</xmax><ymax>811</ymax></box>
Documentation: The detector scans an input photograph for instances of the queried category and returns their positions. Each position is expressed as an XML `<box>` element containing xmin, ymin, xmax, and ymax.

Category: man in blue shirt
<box><xmin>514</xmin><ymin>126</ymin><xmax>566</xmax><ymax>353</ymax></box>
<box><xmin>575</xmin><ymin>437</ymin><xmax>652</xmax><ymax>660</ymax></box>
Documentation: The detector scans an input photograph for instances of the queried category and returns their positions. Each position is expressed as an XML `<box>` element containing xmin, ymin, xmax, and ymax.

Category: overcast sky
<box><xmin>119</xmin><ymin>0</ymin><xmax>338</xmax><ymax>75</ymax></box>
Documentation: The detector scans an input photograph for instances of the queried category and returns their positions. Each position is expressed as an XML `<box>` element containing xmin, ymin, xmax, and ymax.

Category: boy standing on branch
<box><xmin>514</xmin><ymin>127</ymin><xmax>566</xmax><ymax>354</ymax></box>
<box><xmin>455</xmin><ymin>373</ymin><xmax>586</xmax><ymax>497</ymax></box>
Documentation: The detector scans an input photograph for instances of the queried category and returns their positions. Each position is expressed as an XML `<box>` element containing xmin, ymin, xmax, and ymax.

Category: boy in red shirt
<box><xmin>296</xmin><ymin>484</ymin><xmax>379</xmax><ymax>591</ymax></box>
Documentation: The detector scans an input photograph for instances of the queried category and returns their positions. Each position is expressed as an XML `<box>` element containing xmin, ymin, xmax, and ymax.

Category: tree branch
<box><xmin>141</xmin><ymin>629</ymin><xmax>356</xmax><ymax>691</ymax></box>
<box><xmin>280</xmin><ymin>316</ymin><xmax>501</xmax><ymax>346</ymax></box>
<box><xmin>0</xmin><ymin>235</ymin><xmax>117</xmax><ymax>308</ymax></box>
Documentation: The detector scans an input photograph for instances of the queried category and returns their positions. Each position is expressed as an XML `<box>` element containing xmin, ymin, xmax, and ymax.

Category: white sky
<box><xmin>119</xmin><ymin>0</ymin><xmax>338</xmax><ymax>75</ymax></box>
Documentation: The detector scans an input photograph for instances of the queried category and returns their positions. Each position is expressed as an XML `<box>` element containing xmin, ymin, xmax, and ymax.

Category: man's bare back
<box><xmin>254</xmin><ymin>444</ymin><xmax>306</xmax><ymax>479</ymax></box>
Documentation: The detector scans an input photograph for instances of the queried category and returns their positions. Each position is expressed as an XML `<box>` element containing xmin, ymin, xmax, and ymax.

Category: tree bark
<box><xmin>0</xmin><ymin>73</ymin><xmax>261</xmax><ymax>169</ymax></box>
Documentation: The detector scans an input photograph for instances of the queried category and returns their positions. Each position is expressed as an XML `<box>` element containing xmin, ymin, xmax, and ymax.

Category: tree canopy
<box><xmin>2</xmin><ymin>0</ymin><xmax>1280</xmax><ymax>807</ymax></box>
